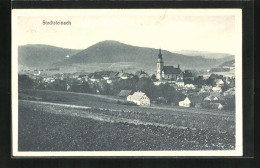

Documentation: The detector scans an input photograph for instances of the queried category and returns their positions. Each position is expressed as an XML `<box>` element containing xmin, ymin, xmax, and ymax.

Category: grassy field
<box><xmin>19</xmin><ymin>89</ymin><xmax>235</xmax><ymax>116</ymax></box>
<box><xmin>18</xmin><ymin>89</ymin><xmax>235</xmax><ymax>151</ymax></box>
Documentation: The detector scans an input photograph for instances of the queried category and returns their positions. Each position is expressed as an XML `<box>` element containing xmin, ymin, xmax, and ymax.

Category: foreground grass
<box><xmin>18</xmin><ymin>100</ymin><xmax>235</xmax><ymax>151</ymax></box>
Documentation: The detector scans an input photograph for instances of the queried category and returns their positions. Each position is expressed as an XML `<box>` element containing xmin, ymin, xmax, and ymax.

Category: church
<box><xmin>156</xmin><ymin>49</ymin><xmax>182</xmax><ymax>81</ymax></box>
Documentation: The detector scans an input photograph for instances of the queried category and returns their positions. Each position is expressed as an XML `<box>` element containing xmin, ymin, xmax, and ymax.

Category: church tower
<box><xmin>156</xmin><ymin>48</ymin><xmax>164</xmax><ymax>80</ymax></box>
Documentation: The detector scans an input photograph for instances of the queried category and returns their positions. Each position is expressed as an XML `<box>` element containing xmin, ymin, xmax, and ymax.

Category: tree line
<box><xmin>19</xmin><ymin>74</ymin><xmax>185</xmax><ymax>104</ymax></box>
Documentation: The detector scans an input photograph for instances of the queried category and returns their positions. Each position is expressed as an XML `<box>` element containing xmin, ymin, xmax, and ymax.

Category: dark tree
<box><xmin>221</xmin><ymin>82</ymin><xmax>230</xmax><ymax>93</ymax></box>
<box><xmin>193</xmin><ymin>76</ymin><xmax>205</xmax><ymax>88</ymax></box>
<box><xmin>136</xmin><ymin>77</ymin><xmax>156</xmax><ymax>98</ymax></box>
<box><xmin>157</xmin><ymin>84</ymin><xmax>185</xmax><ymax>104</ymax></box>
<box><xmin>205</xmin><ymin>77</ymin><xmax>216</xmax><ymax>86</ymax></box>
<box><xmin>53</xmin><ymin>79</ymin><xmax>67</xmax><ymax>91</ymax></box>
<box><xmin>18</xmin><ymin>74</ymin><xmax>34</xmax><ymax>89</ymax></box>
<box><xmin>111</xmin><ymin>76</ymin><xmax>139</xmax><ymax>95</ymax></box>
<box><xmin>46</xmin><ymin>83</ymin><xmax>56</xmax><ymax>90</ymax></box>
<box><xmin>100</xmin><ymin>83</ymin><xmax>112</xmax><ymax>95</ymax></box>
<box><xmin>151</xmin><ymin>74</ymin><xmax>156</xmax><ymax>81</ymax></box>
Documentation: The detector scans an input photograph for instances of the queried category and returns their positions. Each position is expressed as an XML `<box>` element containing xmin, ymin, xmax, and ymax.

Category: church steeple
<box><xmin>158</xmin><ymin>48</ymin><xmax>162</xmax><ymax>59</ymax></box>
<box><xmin>156</xmin><ymin>48</ymin><xmax>164</xmax><ymax>80</ymax></box>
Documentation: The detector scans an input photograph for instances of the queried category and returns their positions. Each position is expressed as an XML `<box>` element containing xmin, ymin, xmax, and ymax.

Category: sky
<box><xmin>16</xmin><ymin>9</ymin><xmax>240</xmax><ymax>54</ymax></box>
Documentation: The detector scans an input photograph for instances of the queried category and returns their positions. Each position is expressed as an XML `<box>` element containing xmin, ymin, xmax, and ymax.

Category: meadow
<box><xmin>18</xmin><ymin>89</ymin><xmax>235</xmax><ymax>151</ymax></box>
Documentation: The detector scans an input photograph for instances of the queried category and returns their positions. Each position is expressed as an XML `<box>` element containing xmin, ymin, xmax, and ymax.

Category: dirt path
<box><xmin>20</xmin><ymin>92</ymin><xmax>234</xmax><ymax>120</ymax></box>
<box><xmin>23</xmin><ymin>89</ymin><xmax>234</xmax><ymax>117</ymax></box>
<box><xmin>20</xmin><ymin>100</ymin><xmax>92</xmax><ymax>110</ymax></box>
<box><xmin>19</xmin><ymin>100</ymin><xmax>190</xmax><ymax>130</ymax></box>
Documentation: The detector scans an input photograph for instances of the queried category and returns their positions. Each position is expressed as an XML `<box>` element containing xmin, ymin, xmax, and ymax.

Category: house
<box><xmin>118</xmin><ymin>90</ymin><xmax>133</xmax><ymax>98</ymax></box>
<box><xmin>216</xmin><ymin>79</ymin><xmax>224</xmax><ymax>86</ymax></box>
<box><xmin>202</xmin><ymin>74</ymin><xmax>211</xmax><ymax>79</ymax></box>
<box><xmin>78</xmin><ymin>74</ymin><xmax>86</xmax><ymax>78</ymax></box>
<box><xmin>211</xmin><ymin>103</ymin><xmax>224</xmax><ymax>110</ymax></box>
<box><xmin>135</xmin><ymin>71</ymin><xmax>149</xmax><ymax>78</ymax></box>
<box><xmin>109</xmin><ymin>72</ymin><xmax>120</xmax><ymax>79</ymax></box>
<box><xmin>176</xmin><ymin>79</ymin><xmax>184</xmax><ymax>87</ymax></box>
<box><xmin>117</xmin><ymin>72</ymin><xmax>124</xmax><ymax>78</ymax></box>
<box><xmin>66</xmin><ymin>84</ymin><xmax>70</xmax><ymax>91</ymax></box>
<box><xmin>103</xmin><ymin>75</ymin><xmax>110</xmax><ymax>80</ymax></box>
<box><xmin>204</xmin><ymin>96</ymin><xmax>213</xmax><ymax>101</ymax></box>
<box><xmin>78</xmin><ymin>74</ymin><xmax>88</xmax><ymax>81</ymax></box>
<box><xmin>210</xmin><ymin>92</ymin><xmax>225</xmax><ymax>101</ymax></box>
<box><xmin>120</xmin><ymin>73</ymin><xmax>131</xmax><ymax>80</ymax></box>
<box><xmin>44</xmin><ymin>76</ymin><xmax>55</xmax><ymax>83</ymax></box>
<box><xmin>153</xmin><ymin>81</ymin><xmax>161</xmax><ymax>86</ymax></box>
<box><xmin>212</xmin><ymin>86</ymin><xmax>222</xmax><ymax>93</ymax></box>
<box><xmin>204</xmin><ymin>95</ymin><xmax>220</xmax><ymax>101</ymax></box>
<box><xmin>106</xmin><ymin>79</ymin><xmax>113</xmax><ymax>84</ymax></box>
<box><xmin>184</xmin><ymin>84</ymin><xmax>196</xmax><ymax>89</ymax></box>
<box><xmin>153</xmin><ymin>80</ymin><xmax>167</xmax><ymax>86</ymax></box>
<box><xmin>104</xmin><ymin>72</ymin><xmax>120</xmax><ymax>83</ymax></box>
<box><xmin>89</xmin><ymin>75</ymin><xmax>102</xmax><ymax>82</ymax></box>
<box><xmin>33</xmin><ymin>70</ymin><xmax>41</xmax><ymax>76</ymax></box>
<box><xmin>204</xmin><ymin>93</ymin><xmax>224</xmax><ymax>102</ymax></box>
<box><xmin>179</xmin><ymin>97</ymin><xmax>191</xmax><ymax>107</ymax></box>
<box><xmin>127</xmin><ymin>91</ymin><xmax>150</xmax><ymax>106</ymax></box>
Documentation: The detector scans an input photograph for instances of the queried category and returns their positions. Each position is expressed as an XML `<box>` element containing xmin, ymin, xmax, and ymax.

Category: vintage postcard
<box><xmin>12</xmin><ymin>9</ymin><xmax>242</xmax><ymax>157</ymax></box>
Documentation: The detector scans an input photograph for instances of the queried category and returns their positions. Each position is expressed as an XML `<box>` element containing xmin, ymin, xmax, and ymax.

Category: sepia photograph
<box><xmin>12</xmin><ymin>9</ymin><xmax>242</xmax><ymax>156</ymax></box>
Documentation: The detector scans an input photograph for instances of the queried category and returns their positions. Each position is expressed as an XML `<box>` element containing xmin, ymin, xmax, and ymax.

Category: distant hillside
<box><xmin>56</xmin><ymin>40</ymin><xmax>230</xmax><ymax>70</ymax></box>
<box><xmin>218</xmin><ymin>59</ymin><xmax>235</xmax><ymax>68</ymax></box>
<box><xmin>18</xmin><ymin>44</ymin><xmax>81</xmax><ymax>68</ymax></box>
<box><xmin>174</xmin><ymin>50</ymin><xmax>234</xmax><ymax>59</ymax></box>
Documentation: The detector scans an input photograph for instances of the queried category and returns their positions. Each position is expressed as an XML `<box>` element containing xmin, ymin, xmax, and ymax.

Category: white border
<box><xmin>12</xmin><ymin>9</ymin><xmax>243</xmax><ymax>157</ymax></box>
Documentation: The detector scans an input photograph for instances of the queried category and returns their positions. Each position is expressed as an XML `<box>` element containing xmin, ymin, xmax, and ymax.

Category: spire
<box><xmin>158</xmin><ymin>48</ymin><xmax>162</xmax><ymax>59</ymax></box>
<box><xmin>178</xmin><ymin>64</ymin><xmax>180</xmax><ymax>69</ymax></box>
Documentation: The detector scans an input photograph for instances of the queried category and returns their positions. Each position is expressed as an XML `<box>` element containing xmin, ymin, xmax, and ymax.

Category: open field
<box><xmin>20</xmin><ymin>89</ymin><xmax>235</xmax><ymax>116</ymax></box>
<box><xmin>18</xmin><ymin>89</ymin><xmax>235</xmax><ymax>151</ymax></box>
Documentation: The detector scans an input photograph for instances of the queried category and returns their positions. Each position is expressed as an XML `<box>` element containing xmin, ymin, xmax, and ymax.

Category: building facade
<box><xmin>127</xmin><ymin>91</ymin><xmax>150</xmax><ymax>106</ymax></box>
<box><xmin>179</xmin><ymin>97</ymin><xmax>191</xmax><ymax>107</ymax></box>
<box><xmin>156</xmin><ymin>49</ymin><xmax>182</xmax><ymax>81</ymax></box>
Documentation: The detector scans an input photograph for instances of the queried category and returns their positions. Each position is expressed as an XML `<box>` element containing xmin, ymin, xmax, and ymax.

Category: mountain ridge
<box><xmin>18</xmin><ymin>45</ymin><xmax>82</xmax><ymax>68</ymax></box>
<box><xmin>58</xmin><ymin>40</ymin><xmax>232</xmax><ymax>70</ymax></box>
<box><xmin>18</xmin><ymin>41</ymin><xmax>234</xmax><ymax>71</ymax></box>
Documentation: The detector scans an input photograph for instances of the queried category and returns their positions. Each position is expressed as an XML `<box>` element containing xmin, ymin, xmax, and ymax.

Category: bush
<box><xmin>19</xmin><ymin>74</ymin><xmax>34</xmax><ymax>89</ymax></box>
